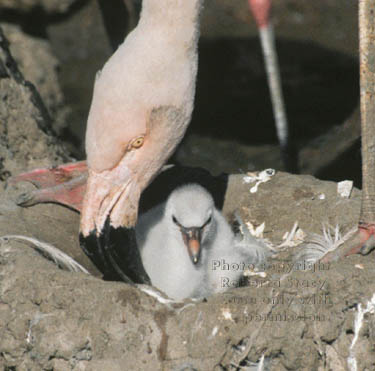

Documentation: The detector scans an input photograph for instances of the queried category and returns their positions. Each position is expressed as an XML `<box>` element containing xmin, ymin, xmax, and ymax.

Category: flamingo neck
<box><xmin>139</xmin><ymin>0</ymin><xmax>203</xmax><ymax>45</ymax></box>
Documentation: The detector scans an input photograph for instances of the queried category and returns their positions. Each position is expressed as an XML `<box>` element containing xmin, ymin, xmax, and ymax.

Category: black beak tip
<box><xmin>79</xmin><ymin>219</ymin><xmax>151</xmax><ymax>285</ymax></box>
<box><xmin>79</xmin><ymin>229</ymin><xmax>118</xmax><ymax>281</ymax></box>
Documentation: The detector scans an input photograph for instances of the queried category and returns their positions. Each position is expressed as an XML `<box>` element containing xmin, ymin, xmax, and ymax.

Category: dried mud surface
<box><xmin>2</xmin><ymin>172</ymin><xmax>375</xmax><ymax>370</ymax></box>
<box><xmin>2</xmin><ymin>23</ymin><xmax>70</xmax><ymax>135</ymax></box>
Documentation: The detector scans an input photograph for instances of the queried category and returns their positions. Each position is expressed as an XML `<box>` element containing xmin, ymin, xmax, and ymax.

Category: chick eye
<box><xmin>172</xmin><ymin>215</ymin><xmax>179</xmax><ymax>225</ymax></box>
<box><xmin>203</xmin><ymin>216</ymin><xmax>212</xmax><ymax>228</ymax></box>
<box><xmin>131</xmin><ymin>136</ymin><xmax>145</xmax><ymax>149</ymax></box>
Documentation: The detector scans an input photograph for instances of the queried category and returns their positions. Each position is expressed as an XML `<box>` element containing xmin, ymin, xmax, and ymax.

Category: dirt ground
<box><xmin>0</xmin><ymin>1</ymin><xmax>375</xmax><ymax>371</ymax></box>
<box><xmin>2</xmin><ymin>125</ymin><xmax>375</xmax><ymax>370</ymax></box>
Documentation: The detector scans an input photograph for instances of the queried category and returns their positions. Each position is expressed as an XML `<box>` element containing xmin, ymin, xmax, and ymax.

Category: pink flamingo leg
<box><xmin>9</xmin><ymin>161</ymin><xmax>88</xmax><ymax>211</ymax></box>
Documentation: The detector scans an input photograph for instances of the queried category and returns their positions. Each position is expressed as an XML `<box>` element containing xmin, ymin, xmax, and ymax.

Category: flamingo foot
<box><xmin>8</xmin><ymin>161</ymin><xmax>88</xmax><ymax>211</ymax></box>
<box><xmin>8</xmin><ymin>161</ymin><xmax>149</xmax><ymax>284</ymax></box>
<box><xmin>357</xmin><ymin>223</ymin><xmax>375</xmax><ymax>255</ymax></box>
<box><xmin>321</xmin><ymin>223</ymin><xmax>375</xmax><ymax>263</ymax></box>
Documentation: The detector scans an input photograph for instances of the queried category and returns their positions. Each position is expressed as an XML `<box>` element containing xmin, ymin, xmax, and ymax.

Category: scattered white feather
<box><xmin>244</xmin><ymin>270</ymin><xmax>267</xmax><ymax>278</ymax></box>
<box><xmin>231</xmin><ymin>338</ymin><xmax>269</xmax><ymax>370</ymax></box>
<box><xmin>234</xmin><ymin>211</ymin><xmax>272</xmax><ymax>264</ymax></box>
<box><xmin>257</xmin><ymin>355</ymin><xmax>265</xmax><ymax>371</ymax></box>
<box><xmin>245</xmin><ymin>221</ymin><xmax>265</xmax><ymax>239</ymax></box>
<box><xmin>318</xmin><ymin>193</ymin><xmax>326</xmax><ymax>200</ymax></box>
<box><xmin>137</xmin><ymin>285</ymin><xmax>177</xmax><ymax>305</ymax></box>
<box><xmin>243</xmin><ymin>174</ymin><xmax>258</xmax><ymax>184</ymax></box>
<box><xmin>243</xmin><ymin>169</ymin><xmax>275</xmax><ymax>193</ymax></box>
<box><xmin>233</xmin><ymin>354</ymin><xmax>267</xmax><ymax>371</ymax></box>
<box><xmin>347</xmin><ymin>293</ymin><xmax>375</xmax><ymax>371</ymax></box>
<box><xmin>27</xmin><ymin>312</ymin><xmax>53</xmax><ymax>344</ymax></box>
<box><xmin>337</xmin><ymin>180</ymin><xmax>353</xmax><ymax>198</ymax></box>
<box><xmin>0</xmin><ymin>235</ymin><xmax>89</xmax><ymax>274</ymax></box>
<box><xmin>278</xmin><ymin>221</ymin><xmax>306</xmax><ymax>248</ymax></box>
<box><xmin>221</xmin><ymin>308</ymin><xmax>234</xmax><ymax>321</ymax></box>
<box><xmin>238</xmin><ymin>216</ymin><xmax>307</xmax><ymax>255</ymax></box>
<box><xmin>137</xmin><ymin>285</ymin><xmax>200</xmax><ymax>315</ymax></box>
<box><xmin>211</xmin><ymin>326</ymin><xmax>218</xmax><ymax>337</ymax></box>
<box><xmin>295</xmin><ymin>225</ymin><xmax>357</xmax><ymax>264</ymax></box>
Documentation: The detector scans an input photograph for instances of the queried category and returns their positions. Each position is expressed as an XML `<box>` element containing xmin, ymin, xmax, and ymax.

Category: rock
<box><xmin>0</xmin><ymin>26</ymin><xmax>67</xmax><ymax>176</ymax></box>
<box><xmin>223</xmin><ymin>172</ymin><xmax>361</xmax><ymax>243</ymax></box>
<box><xmin>2</xmin><ymin>23</ymin><xmax>70</xmax><ymax>135</ymax></box>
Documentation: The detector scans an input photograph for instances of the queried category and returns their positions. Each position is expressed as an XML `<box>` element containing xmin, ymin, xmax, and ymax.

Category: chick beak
<box><xmin>181</xmin><ymin>227</ymin><xmax>202</xmax><ymax>265</ymax></box>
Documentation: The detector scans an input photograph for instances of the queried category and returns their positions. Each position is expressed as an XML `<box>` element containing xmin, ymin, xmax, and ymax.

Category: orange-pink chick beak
<box><xmin>181</xmin><ymin>227</ymin><xmax>202</xmax><ymax>265</ymax></box>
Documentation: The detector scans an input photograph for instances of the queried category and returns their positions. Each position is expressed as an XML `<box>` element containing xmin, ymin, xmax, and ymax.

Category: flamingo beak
<box><xmin>78</xmin><ymin>165</ymin><xmax>152</xmax><ymax>284</ymax></box>
<box><xmin>181</xmin><ymin>227</ymin><xmax>202</xmax><ymax>265</ymax></box>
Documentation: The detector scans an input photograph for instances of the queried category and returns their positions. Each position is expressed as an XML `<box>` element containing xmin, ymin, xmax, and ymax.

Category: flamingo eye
<box><xmin>172</xmin><ymin>215</ymin><xmax>179</xmax><ymax>225</ymax></box>
<box><xmin>131</xmin><ymin>136</ymin><xmax>145</xmax><ymax>149</ymax></box>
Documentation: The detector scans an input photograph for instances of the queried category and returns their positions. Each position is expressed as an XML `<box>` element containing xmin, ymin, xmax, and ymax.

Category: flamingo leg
<box><xmin>8</xmin><ymin>161</ymin><xmax>135</xmax><ymax>281</ymax></box>
<box><xmin>9</xmin><ymin>161</ymin><xmax>88</xmax><ymax>211</ymax></box>
<box><xmin>320</xmin><ymin>225</ymin><xmax>375</xmax><ymax>263</ymax></box>
<box><xmin>248</xmin><ymin>0</ymin><xmax>295</xmax><ymax>171</ymax></box>
<box><xmin>321</xmin><ymin>0</ymin><xmax>375</xmax><ymax>263</ymax></box>
<box><xmin>9</xmin><ymin>161</ymin><xmax>87</xmax><ymax>189</ymax></box>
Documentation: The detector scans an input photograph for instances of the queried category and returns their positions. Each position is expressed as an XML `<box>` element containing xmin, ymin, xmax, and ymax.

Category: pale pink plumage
<box><xmin>81</xmin><ymin>0</ymin><xmax>203</xmax><ymax>235</ymax></box>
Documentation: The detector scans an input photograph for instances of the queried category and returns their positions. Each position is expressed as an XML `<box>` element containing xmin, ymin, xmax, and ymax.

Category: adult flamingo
<box><xmin>12</xmin><ymin>0</ymin><xmax>205</xmax><ymax>284</ymax></box>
